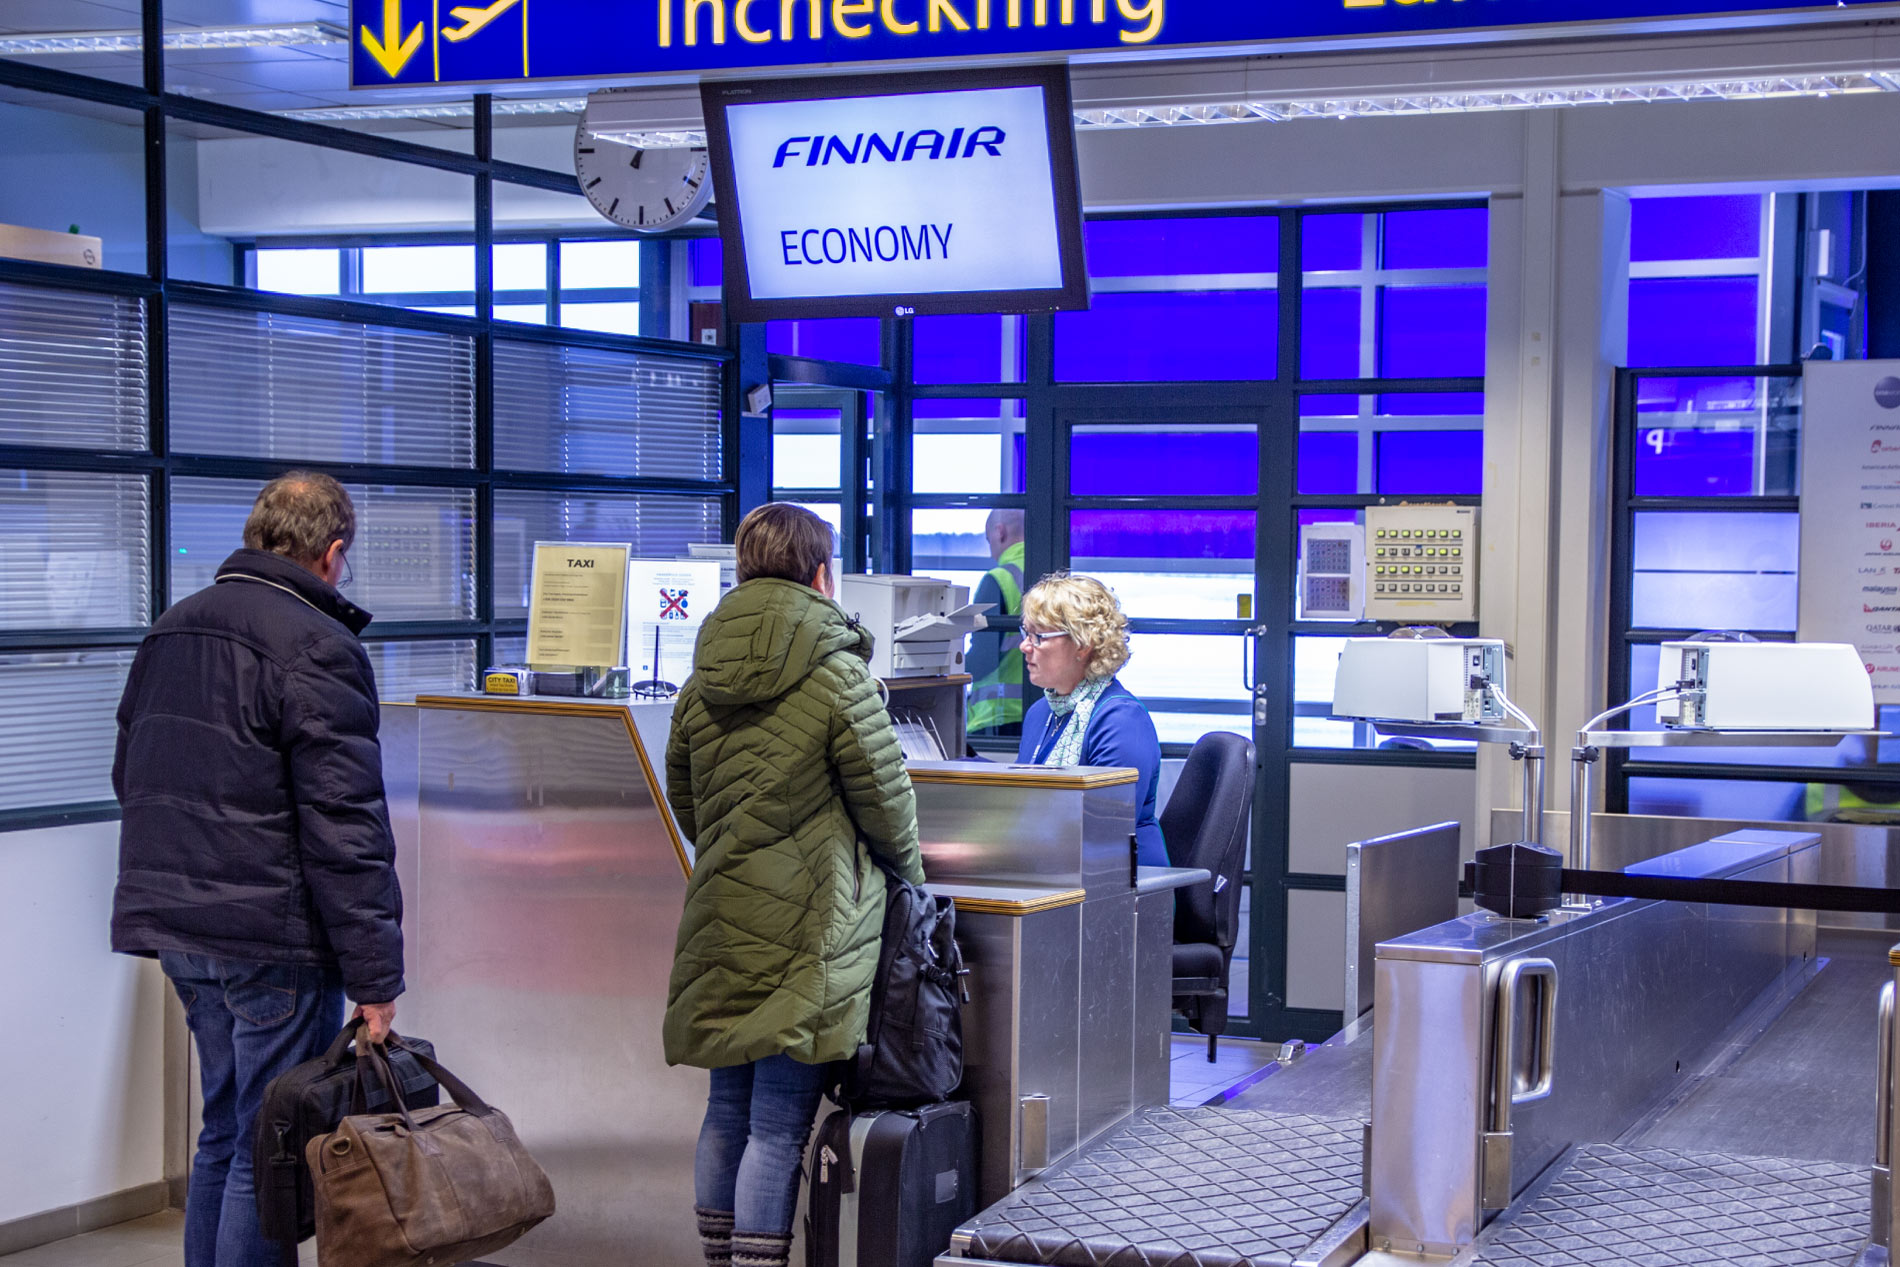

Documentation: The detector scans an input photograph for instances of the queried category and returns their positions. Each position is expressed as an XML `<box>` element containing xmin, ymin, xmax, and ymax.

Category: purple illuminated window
<box><xmin>1631</xmin><ymin>195</ymin><xmax>1762</xmax><ymax>263</ymax></box>
<box><xmin>1633</xmin><ymin>428</ymin><xmax>1757</xmax><ymax>497</ymax></box>
<box><xmin>1382</xmin><ymin>208</ymin><xmax>1488</xmax><ymax>270</ymax></box>
<box><xmin>1302</xmin><ymin>289</ymin><xmax>1360</xmax><ymax>380</ymax></box>
<box><xmin>689</xmin><ymin>238</ymin><xmax>723</xmax><ymax>288</ymax></box>
<box><xmin>1302</xmin><ymin>215</ymin><xmax>1363</xmax><ymax>271</ymax></box>
<box><xmin>1298</xmin><ymin>433</ymin><xmax>1357</xmax><ymax>494</ymax></box>
<box><xmin>1379</xmin><ymin>286</ymin><xmax>1487</xmax><ymax>378</ymax></box>
<box><xmin>767</xmin><ymin>318</ymin><xmax>882</xmax><ymax>366</ymax></box>
<box><xmin>1298</xmin><ymin>509</ymin><xmax>1359</xmax><ymax>530</ymax></box>
<box><xmin>1054</xmin><ymin>292</ymin><xmax>1277</xmax><ymax>382</ymax></box>
<box><xmin>1070</xmin><ymin>509</ymin><xmax>1255</xmax><ymax>560</ymax></box>
<box><xmin>1377</xmin><ymin>431</ymin><xmax>1482</xmax><ymax>495</ymax></box>
<box><xmin>1627</xmin><ymin>277</ymin><xmax>1758</xmax><ymax>367</ymax></box>
<box><xmin>913</xmin><ymin>314</ymin><xmax>1024</xmax><ymax>384</ymax></box>
<box><xmin>1071</xmin><ymin>430</ymin><xmax>1258</xmax><ymax>496</ymax></box>
<box><xmin>1084</xmin><ymin>216</ymin><xmax>1277</xmax><ymax>278</ymax></box>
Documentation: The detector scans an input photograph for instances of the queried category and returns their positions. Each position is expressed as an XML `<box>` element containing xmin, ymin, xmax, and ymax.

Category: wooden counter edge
<box><xmin>907</xmin><ymin>766</ymin><xmax>1137</xmax><ymax>790</ymax></box>
<box><xmin>944</xmin><ymin>888</ymin><xmax>1087</xmax><ymax>916</ymax></box>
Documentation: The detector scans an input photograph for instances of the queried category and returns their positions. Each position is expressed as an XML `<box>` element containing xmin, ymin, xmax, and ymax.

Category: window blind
<box><xmin>0</xmin><ymin>651</ymin><xmax>133</xmax><ymax>810</ymax></box>
<box><xmin>363</xmin><ymin>639</ymin><xmax>478</xmax><ymax>700</ymax></box>
<box><xmin>493</xmin><ymin>340</ymin><xmax>722</xmax><ymax>481</ymax></box>
<box><xmin>168</xmin><ymin>305</ymin><xmax>476</xmax><ymax>469</ymax></box>
<box><xmin>0</xmin><ymin>280</ymin><xmax>147</xmax><ymax>451</ymax></box>
<box><xmin>492</xmin><ymin>490</ymin><xmax>722</xmax><ymax>618</ymax></box>
<box><xmin>0</xmin><ymin>469</ymin><xmax>150</xmax><ymax>630</ymax></box>
<box><xmin>171</xmin><ymin>477</ymin><xmax>477</xmax><ymax>622</ymax></box>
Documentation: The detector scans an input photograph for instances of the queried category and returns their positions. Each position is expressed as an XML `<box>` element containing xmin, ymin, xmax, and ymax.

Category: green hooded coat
<box><xmin>662</xmin><ymin>577</ymin><xmax>926</xmax><ymax>1070</ymax></box>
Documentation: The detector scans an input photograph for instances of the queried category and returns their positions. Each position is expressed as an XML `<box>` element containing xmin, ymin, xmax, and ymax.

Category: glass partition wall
<box><xmin>0</xmin><ymin>27</ymin><xmax>735</xmax><ymax>830</ymax></box>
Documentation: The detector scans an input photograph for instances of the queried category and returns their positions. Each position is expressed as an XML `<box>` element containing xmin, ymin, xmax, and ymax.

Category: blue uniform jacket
<box><xmin>1018</xmin><ymin>677</ymin><xmax>1168</xmax><ymax>867</ymax></box>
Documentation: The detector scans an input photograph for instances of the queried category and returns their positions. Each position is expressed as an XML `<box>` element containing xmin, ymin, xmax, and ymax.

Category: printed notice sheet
<box><xmin>526</xmin><ymin>541</ymin><xmax>631</xmax><ymax>668</ymax></box>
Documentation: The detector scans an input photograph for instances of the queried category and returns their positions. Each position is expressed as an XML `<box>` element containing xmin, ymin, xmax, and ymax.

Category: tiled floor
<box><xmin>0</xmin><ymin>1213</ymin><xmax>313</xmax><ymax>1267</ymax></box>
<box><xmin>1168</xmin><ymin>1032</ymin><xmax>1279</xmax><ymax>1106</ymax></box>
<box><xmin>3</xmin><ymin>1042</ymin><xmax>1277</xmax><ymax>1267</ymax></box>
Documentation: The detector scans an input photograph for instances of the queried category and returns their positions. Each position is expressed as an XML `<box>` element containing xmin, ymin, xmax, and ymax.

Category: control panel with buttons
<box><xmin>1364</xmin><ymin>504</ymin><xmax>1478</xmax><ymax>623</ymax></box>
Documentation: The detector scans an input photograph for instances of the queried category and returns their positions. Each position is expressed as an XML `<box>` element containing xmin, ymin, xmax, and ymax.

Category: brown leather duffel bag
<box><xmin>307</xmin><ymin>1043</ymin><xmax>554</xmax><ymax>1267</ymax></box>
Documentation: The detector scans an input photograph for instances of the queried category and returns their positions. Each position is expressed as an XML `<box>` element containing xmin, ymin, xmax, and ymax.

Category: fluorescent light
<box><xmin>0</xmin><ymin>22</ymin><xmax>346</xmax><ymax>55</ymax></box>
<box><xmin>569</xmin><ymin>70</ymin><xmax>1900</xmax><ymax>148</ymax></box>
<box><xmin>1070</xmin><ymin>72</ymin><xmax>1895</xmax><ymax>129</ymax></box>
<box><xmin>279</xmin><ymin>98</ymin><xmax>586</xmax><ymax>124</ymax></box>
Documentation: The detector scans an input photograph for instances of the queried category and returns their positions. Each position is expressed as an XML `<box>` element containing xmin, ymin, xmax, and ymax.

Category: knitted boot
<box><xmin>695</xmin><ymin>1207</ymin><xmax>735</xmax><ymax>1267</ymax></box>
<box><xmin>730</xmin><ymin>1230</ymin><xmax>793</xmax><ymax>1267</ymax></box>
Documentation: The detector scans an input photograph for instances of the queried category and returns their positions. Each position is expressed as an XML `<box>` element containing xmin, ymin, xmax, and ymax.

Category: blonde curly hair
<box><xmin>1021</xmin><ymin>573</ymin><xmax>1131</xmax><ymax>681</ymax></box>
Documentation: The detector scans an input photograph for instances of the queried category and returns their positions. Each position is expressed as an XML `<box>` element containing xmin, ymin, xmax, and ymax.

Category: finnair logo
<box><xmin>773</xmin><ymin>127</ymin><xmax>1007</xmax><ymax>168</ymax></box>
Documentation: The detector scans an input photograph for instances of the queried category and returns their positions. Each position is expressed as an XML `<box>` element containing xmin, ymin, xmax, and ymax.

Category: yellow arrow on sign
<box><xmin>360</xmin><ymin>0</ymin><xmax>424</xmax><ymax>77</ymax></box>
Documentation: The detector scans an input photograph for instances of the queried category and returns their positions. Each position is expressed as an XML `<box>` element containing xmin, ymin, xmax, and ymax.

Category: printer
<box><xmin>837</xmin><ymin>574</ymin><xmax>992</xmax><ymax>679</ymax></box>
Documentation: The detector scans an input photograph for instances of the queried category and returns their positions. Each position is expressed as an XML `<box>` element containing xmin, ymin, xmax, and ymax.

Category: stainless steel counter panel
<box><xmin>910</xmin><ymin>762</ymin><xmax>1138</xmax><ymax>897</ymax></box>
<box><xmin>407</xmin><ymin>701</ymin><xmax>703</xmax><ymax>1267</ymax></box>
<box><xmin>955</xmin><ymin>903</ymin><xmax>1086</xmax><ymax>1207</ymax></box>
<box><xmin>1369</xmin><ymin>830</ymin><xmax>1819</xmax><ymax>1259</ymax></box>
<box><xmin>1133</xmin><ymin>889</ymin><xmax>1175</xmax><ymax>1108</ymax></box>
<box><xmin>1344</xmin><ymin>822</ymin><xmax>1462</xmax><ymax>1019</ymax></box>
<box><xmin>1078</xmin><ymin>891</ymin><xmax>1138</xmax><ymax>1148</ymax></box>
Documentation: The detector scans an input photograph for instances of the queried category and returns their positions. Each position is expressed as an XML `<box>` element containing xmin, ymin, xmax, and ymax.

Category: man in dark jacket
<box><xmin>112</xmin><ymin>471</ymin><xmax>403</xmax><ymax>1267</ymax></box>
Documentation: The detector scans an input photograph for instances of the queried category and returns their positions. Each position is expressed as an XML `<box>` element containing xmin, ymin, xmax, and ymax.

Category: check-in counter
<box><xmin>381</xmin><ymin>697</ymin><xmax>1199</xmax><ymax>1264</ymax></box>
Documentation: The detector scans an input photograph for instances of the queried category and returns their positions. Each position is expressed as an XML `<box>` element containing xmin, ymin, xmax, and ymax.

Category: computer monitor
<box><xmin>701</xmin><ymin>63</ymin><xmax>1089</xmax><ymax>322</ymax></box>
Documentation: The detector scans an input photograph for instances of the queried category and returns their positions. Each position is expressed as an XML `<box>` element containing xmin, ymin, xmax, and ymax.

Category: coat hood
<box><xmin>690</xmin><ymin>577</ymin><xmax>872</xmax><ymax>707</ymax></box>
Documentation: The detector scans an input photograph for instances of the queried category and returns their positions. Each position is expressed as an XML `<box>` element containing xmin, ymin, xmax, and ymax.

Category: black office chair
<box><xmin>1160</xmin><ymin>731</ymin><xmax>1256</xmax><ymax>1062</ymax></box>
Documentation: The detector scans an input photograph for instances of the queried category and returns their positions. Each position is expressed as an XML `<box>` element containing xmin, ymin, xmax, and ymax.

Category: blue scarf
<box><xmin>1037</xmin><ymin>676</ymin><xmax>1111</xmax><ymax>767</ymax></box>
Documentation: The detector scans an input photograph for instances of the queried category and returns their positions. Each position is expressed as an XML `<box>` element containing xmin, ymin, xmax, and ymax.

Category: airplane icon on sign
<box><xmin>443</xmin><ymin>0</ymin><xmax>524</xmax><ymax>41</ymax></box>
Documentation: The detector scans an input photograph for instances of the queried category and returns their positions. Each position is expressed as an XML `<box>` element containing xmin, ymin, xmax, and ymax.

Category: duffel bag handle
<box><xmin>356</xmin><ymin>1041</ymin><xmax>497</xmax><ymax>1125</ymax></box>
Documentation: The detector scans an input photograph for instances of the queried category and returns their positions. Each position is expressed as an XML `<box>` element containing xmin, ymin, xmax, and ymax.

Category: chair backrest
<box><xmin>1158</xmin><ymin>731</ymin><xmax>1255</xmax><ymax>950</ymax></box>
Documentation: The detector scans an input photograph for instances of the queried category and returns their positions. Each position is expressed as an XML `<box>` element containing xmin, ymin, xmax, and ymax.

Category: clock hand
<box><xmin>443</xmin><ymin>0</ymin><xmax>523</xmax><ymax>42</ymax></box>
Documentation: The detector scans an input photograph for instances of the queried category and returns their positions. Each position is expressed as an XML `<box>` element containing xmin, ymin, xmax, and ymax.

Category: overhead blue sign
<box><xmin>350</xmin><ymin>0</ymin><xmax>1883</xmax><ymax>87</ymax></box>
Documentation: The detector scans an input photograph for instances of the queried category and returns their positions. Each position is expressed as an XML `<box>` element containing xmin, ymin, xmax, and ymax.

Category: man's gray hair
<box><xmin>244</xmin><ymin>471</ymin><xmax>355</xmax><ymax>565</ymax></box>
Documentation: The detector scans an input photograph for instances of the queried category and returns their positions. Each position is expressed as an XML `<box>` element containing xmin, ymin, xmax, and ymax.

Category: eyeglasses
<box><xmin>1022</xmin><ymin>630</ymin><xmax>1070</xmax><ymax>648</ymax></box>
<box><xmin>338</xmin><ymin>552</ymin><xmax>353</xmax><ymax>589</ymax></box>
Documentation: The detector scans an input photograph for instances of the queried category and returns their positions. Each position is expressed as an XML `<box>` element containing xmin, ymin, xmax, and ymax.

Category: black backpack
<box><xmin>840</xmin><ymin>865</ymin><xmax>969</xmax><ymax>1109</ymax></box>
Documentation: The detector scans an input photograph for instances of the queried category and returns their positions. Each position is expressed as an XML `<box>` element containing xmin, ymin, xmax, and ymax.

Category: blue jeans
<box><xmin>160</xmin><ymin>952</ymin><xmax>344</xmax><ymax>1267</ymax></box>
<box><xmin>693</xmin><ymin>1055</ymin><xmax>832</xmax><ymax>1237</ymax></box>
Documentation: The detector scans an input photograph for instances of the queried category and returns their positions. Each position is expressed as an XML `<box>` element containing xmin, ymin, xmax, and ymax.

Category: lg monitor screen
<box><xmin>701</xmin><ymin>64</ymin><xmax>1089</xmax><ymax>322</ymax></box>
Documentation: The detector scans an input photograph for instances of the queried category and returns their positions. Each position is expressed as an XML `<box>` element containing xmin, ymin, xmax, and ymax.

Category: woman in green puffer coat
<box><xmin>663</xmin><ymin>502</ymin><xmax>926</xmax><ymax>1267</ymax></box>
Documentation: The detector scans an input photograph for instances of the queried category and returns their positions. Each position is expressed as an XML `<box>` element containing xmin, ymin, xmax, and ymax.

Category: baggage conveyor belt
<box><xmin>1461</xmin><ymin>1144</ymin><xmax>1870</xmax><ymax>1267</ymax></box>
<box><xmin>951</xmin><ymin>1108</ymin><xmax>1367</xmax><ymax>1267</ymax></box>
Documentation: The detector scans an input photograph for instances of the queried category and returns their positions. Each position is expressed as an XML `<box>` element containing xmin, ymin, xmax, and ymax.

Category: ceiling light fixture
<box><xmin>0</xmin><ymin>22</ymin><xmax>346</xmax><ymax>56</ymax></box>
<box><xmin>1069</xmin><ymin>71</ymin><xmax>1895</xmax><ymax>129</ymax></box>
<box><xmin>278</xmin><ymin>98</ymin><xmax>587</xmax><ymax>124</ymax></box>
<box><xmin>566</xmin><ymin>70</ymin><xmax>1899</xmax><ymax>148</ymax></box>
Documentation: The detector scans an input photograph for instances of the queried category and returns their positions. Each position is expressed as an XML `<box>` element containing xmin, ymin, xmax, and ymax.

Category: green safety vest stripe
<box><xmin>969</xmin><ymin>553</ymin><xmax>1026</xmax><ymax>730</ymax></box>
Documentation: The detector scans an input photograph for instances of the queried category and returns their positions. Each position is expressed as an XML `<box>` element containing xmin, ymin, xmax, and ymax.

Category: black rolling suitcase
<box><xmin>806</xmin><ymin>1100</ymin><xmax>978</xmax><ymax>1267</ymax></box>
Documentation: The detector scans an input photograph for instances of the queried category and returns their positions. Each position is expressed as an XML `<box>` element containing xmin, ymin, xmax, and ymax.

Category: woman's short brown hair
<box><xmin>735</xmin><ymin>503</ymin><xmax>836</xmax><ymax>585</ymax></box>
<box><xmin>1022</xmin><ymin>573</ymin><xmax>1132</xmax><ymax>680</ymax></box>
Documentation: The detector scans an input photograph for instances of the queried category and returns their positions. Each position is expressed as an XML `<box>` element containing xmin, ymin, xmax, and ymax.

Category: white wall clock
<box><xmin>574</xmin><ymin>128</ymin><xmax>712</xmax><ymax>233</ymax></box>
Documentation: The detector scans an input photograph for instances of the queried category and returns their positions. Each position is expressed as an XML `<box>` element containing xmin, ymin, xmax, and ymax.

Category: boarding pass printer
<box><xmin>839</xmin><ymin>574</ymin><xmax>992</xmax><ymax>679</ymax></box>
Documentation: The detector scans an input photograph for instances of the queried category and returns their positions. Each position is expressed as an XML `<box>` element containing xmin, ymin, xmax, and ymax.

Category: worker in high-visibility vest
<box><xmin>967</xmin><ymin>509</ymin><xmax>1026</xmax><ymax>737</ymax></box>
<box><xmin>1806</xmin><ymin>736</ymin><xmax>1900</xmax><ymax>823</ymax></box>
